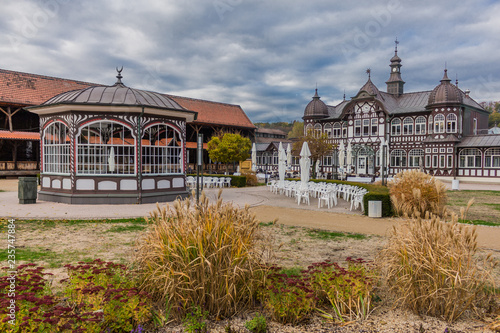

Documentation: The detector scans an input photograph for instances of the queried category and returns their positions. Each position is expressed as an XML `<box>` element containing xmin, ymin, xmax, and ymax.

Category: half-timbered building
<box><xmin>303</xmin><ymin>45</ymin><xmax>497</xmax><ymax>179</ymax></box>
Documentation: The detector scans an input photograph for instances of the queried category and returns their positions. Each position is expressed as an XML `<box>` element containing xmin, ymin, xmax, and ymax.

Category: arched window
<box><xmin>459</xmin><ymin>148</ymin><xmax>482</xmax><ymax>168</ymax></box>
<box><xmin>434</xmin><ymin>114</ymin><xmax>445</xmax><ymax>133</ymax></box>
<box><xmin>305</xmin><ymin>123</ymin><xmax>313</xmax><ymax>136</ymax></box>
<box><xmin>391</xmin><ymin>119</ymin><xmax>401</xmax><ymax>136</ymax></box>
<box><xmin>324</xmin><ymin>123</ymin><xmax>332</xmax><ymax>138</ymax></box>
<box><xmin>415</xmin><ymin>116</ymin><xmax>426</xmax><ymax>135</ymax></box>
<box><xmin>390</xmin><ymin>149</ymin><xmax>407</xmax><ymax>167</ymax></box>
<box><xmin>408</xmin><ymin>149</ymin><xmax>424</xmax><ymax>167</ymax></box>
<box><xmin>142</xmin><ymin>123</ymin><xmax>183</xmax><ymax>174</ymax></box>
<box><xmin>333</xmin><ymin>123</ymin><xmax>341</xmax><ymax>138</ymax></box>
<box><xmin>77</xmin><ymin>120</ymin><xmax>135</xmax><ymax>175</ymax></box>
<box><xmin>428</xmin><ymin>115</ymin><xmax>433</xmax><ymax>134</ymax></box>
<box><xmin>342</xmin><ymin>123</ymin><xmax>347</xmax><ymax>138</ymax></box>
<box><xmin>403</xmin><ymin>117</ymin><xmax>414</xmax><ymax>135</ymax></box>
<box><xmin>43</xmin><ymin>121</ymin><xmax>70</xmax><ymax>174</ymax></box>
<box><xmin>314</xmin><ymin>124</ymin><xmax>322</xmax><ymax>138</ymax></box>
<box><xmin>484</xmin><ymin>148</ymin><xmax>500</xmax><ymax>168</ymax></box>
<box><xmin>446</xmin><ymin>114</ymin><xmax>457</xmax><ymax>133</ymax></box>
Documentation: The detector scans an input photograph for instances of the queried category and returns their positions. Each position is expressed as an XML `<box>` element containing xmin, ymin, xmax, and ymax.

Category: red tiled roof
<box><xmin>0</xmin><ymin>68</ymin><xmax>256</xmax><ymax>130</ymax></box>
<box><xmin>186</xmin><ymin>142</ymin><xmax>208</xmax><ymax>149</ymax></box>
<box><xmin>0</xmin><ymin>130</ymin><xmax>40</xmax><ymax>140</ymax></box>
<box><xmin>0</xmin><ymin>69</ymin><xmax>98</xmax><ymax>106</ymax></box>
<box><xmin>167</xmin><ymin>94</ymin><xmax>256</xmax><ymax>129</ymax></box>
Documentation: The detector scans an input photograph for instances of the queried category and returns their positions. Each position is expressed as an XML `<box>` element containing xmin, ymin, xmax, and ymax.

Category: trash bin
<box><xmin>368</xmin><ymin>200</ymin><xmax>382</xmax><ymax>218</ymax></box>
<box><xmin>18</xmin><ymin>177</ymin><xmax>37</xmax><ymax>204</ymax></box>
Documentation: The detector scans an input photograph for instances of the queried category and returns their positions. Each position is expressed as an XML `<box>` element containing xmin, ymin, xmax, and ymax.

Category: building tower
<box><xmin>386</xmin><ymin>39</ymin><xmax>405</xmax><ymax>96</ymax></box>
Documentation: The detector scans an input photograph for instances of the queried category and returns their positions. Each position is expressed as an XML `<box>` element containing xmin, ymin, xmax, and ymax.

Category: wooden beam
<box><xmin>0</xmin><ymin>106</ymin><xmax>22</xmax><ymax>132</ymax></box>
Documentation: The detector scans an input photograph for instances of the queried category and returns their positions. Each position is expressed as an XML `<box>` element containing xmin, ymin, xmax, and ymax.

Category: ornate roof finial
<box><xmin>366</xmin><ymin>68</ymin><xmax>371</xmax><ymax>79</ymax></box>
<box><xmin>395</xmin><ymin>37</ymin><xmax>399</xmax><ymax>54</ymax></box>
<box><xmin>455</xmin><ymin>73</ymin><xmax>458</xmax><ymax>86</ymax></box>
<box><xmin>343</xmin><ymin>89</ymin><xmax>346</xmax><ymax>101</ymax></box>
<box><xmin>115</xmin><ymin>66</ymin><xmax>124</xmax><ymax>85</ymax></box>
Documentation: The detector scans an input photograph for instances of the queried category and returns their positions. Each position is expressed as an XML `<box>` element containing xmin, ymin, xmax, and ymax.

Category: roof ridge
<box><xmin>165</xmin><ymin>93</ymin><xmax>242</xmax><ymax>108</ymax></box>
<box><xmin>0</xmin><ymin>68</ymin><xmax>103</xmax><ymax>87</ymax></box>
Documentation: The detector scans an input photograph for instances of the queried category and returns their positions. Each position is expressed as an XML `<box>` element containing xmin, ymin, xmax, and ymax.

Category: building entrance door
<box><xmin>358</xmin><ymin>156</ymin><xmax>366</xmax><ymax>175</ymax></box>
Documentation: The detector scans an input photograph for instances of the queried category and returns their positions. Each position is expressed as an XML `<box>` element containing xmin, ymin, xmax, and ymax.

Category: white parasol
<box><xmin>286</xmin><ymin>143</ymin><xmax>292</xmax><ymax>169</ymax></box>
<box><xmin>278</xmin><ymin>142</ymin><xmax>286</xmax><ymax>189</ymax></box>
<box><xmin>338</xmin><ymin>141</ymin><xmax>345</xmax><ymax>173</ymax></box>
<box><xmin>299</xmin><ymin>141</ymin><xmax>311</xmax><ymax>190</ymax></box>
<box><xmin>346</xmin><ymin>141</ymin><xmax>352</xmax><ymax>174</ymax></box>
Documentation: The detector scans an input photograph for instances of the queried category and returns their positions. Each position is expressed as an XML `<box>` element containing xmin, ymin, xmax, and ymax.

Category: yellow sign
<box><xmin>239</xmin><ymin>160</ymin><xmax>252</xmax><ymax>172</ymax></box>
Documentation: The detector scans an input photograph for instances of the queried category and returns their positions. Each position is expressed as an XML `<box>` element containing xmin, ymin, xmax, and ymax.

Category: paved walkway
<box><xmin>1</xmin><ymin>179</ymin><xmax>499</xmax><ymax>250</ymax></box>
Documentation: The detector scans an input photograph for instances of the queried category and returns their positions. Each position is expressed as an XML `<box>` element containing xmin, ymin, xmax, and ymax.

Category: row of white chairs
<box><xmin>268</xmin><ymin>180</ymin><xmax>368</xmax><ymax>212</ymax></box>
<box><xmin>186</xmin><ymin>176</ymin><xmax>231</xmax><ymax>189</ymax></box>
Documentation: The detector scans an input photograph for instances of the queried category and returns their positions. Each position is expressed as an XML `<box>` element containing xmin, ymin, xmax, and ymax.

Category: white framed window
<box><xmin>391</xmin><ymin>119</ymin><xmax>401</xmax><ymax>136</ymax></box>
<box><xmin>408</xmin><ymin>149</ymin><xmax>424</xmax><ymax>167</ymax></box>
<box><xmin>403</xmin><ymin>117</ymin><xmax>414</xmax><ymax>135</ymax></box>
<box><xmin>446</xmin><ymin>114</ymin><xmax>457</xmax><ymax>133</ymax></box>
<box><xmin>425</xmin><ymin>148</ymin><xmax>431</xmax><ymax>153</ymax></box>
<box><xmin>272</xmin><ymin>151</ymin><xmax>278</xmax><ymax>165</ymax></box>
<box><xmin>142</xmin><ymin>123</ymin><xmax>183</xmax><ymax>175</ymax></box>
<box><xmin>314</xmin><ymin>124</ymin><xmax>322</xmax><ymax>138</ymax></box>
<box><xmin>440</xmin><ymin>148</ymin><xmax>445</xmax><ymax>153</ymax></box>
<box><xmin>433</xmin><ymin>148</ymin><xmax>438</xmax><ymax>153</ymax></box>
<box><xmin>440</xmin><ymin>155</ymin><xmax>445</xmax><ymax>168</ymax></box>
<box><xmin>354</xmin><ymin>120</ymin><xmax>361</xmax><ymax>137</ymax></box>
<box><xmin>485</xmin><ymin>148</ymin><xmax>500</xmax><ymax>168</ymax></box>
<box><xmin>434</xmin><ymin>114</ymin><xmax>445</xmax><ymax>133</ymax></box>
<box><xmin>459</xmin><ymin>148</ymin><xmax>482</xmax><ymax>168</ymax></box>
<box><xmin>363</xmin><ymin>119</ymin><xmax>370</xmax><ymax>136</ymax></box>
<box><xmin>447</xmin><ymin>155</ymin><xmax>453</xmax><ymax>168</ymax></box>
<box><xmin>324</xmin><ymin>123</ymin><xmax>332</xmax><ymax>138</ymax></box>
<box><xmin>415</xmin><ymin>116</ymin><xmax>426</xmax><ymax>135</ymax></box>
<box><xmin>371</xmin><ymin>118</ymin><xmax>378</xmax><ymax>136</ymax></box>
<box><xmin>77</xmin><ymin>120</ymin><xmax>136</xmax><ymax>175</ymax></box>
<box><xmin>333</xmin><ymin>123</ymin><xmax>341</xmax><ymax>138</ymax></box>
<box><xmin>305</xmin><ymin>123</ymin><xmax>313</xmax><ymax>135</ymax></box>
<box><xmin>43</xmin><ymin>121</ymin><xmax>71</xmax><ymax>174</ymax></box>
<box><xmin>342</xmin><ymin>123</ymin><xmax>347</xmax><ymax>138</ymax></box>
<box><xmin>426</xmin><ymin>155</ymin><xmax>431</xmax><ymax>168</ymax></box>
<box><xmin>323</xmin><ymin>155</ymin><xmax>332</xmax><ymax>166</ymax></box>
<box><xmin>390</xmin><ymin>149</ymin><xmax>406</xmax><ymax>167</ymax></box>
<box><xmin>428</xmin><ymin>115</ymin><xmax>433</xmax><ymax>134</ymax></box>
<box><xmin>433</xmin><ymin>155</ymin><xmax>438</xmax><ymax>168</ymax></box>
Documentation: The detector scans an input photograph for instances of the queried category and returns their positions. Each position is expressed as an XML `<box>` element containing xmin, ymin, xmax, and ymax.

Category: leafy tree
<box><xmin>292</xmin><ymin>129</ymin><xmax>333</xmax><ymax>178</ymax></box>
<box><xmin>288</xmin><ymin>121</ymin><xmax>304</xmax><ymax>139</ymax></box>
<box><xmin>207</xmin><ymin>133</ymin><xmax>252</xmax><ymax>173</ymax></box>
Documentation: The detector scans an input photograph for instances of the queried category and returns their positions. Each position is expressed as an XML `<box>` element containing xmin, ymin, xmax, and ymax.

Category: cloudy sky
<box><xmin>1</xmin><ymin>0</ymin><xmax>499</xmax><ymax>122</ymax></box>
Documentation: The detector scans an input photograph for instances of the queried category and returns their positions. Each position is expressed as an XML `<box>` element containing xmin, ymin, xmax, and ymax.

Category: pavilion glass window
<box><xmin>415</xmin><ymin>116</ymin><xmax>426</xmax><ymax>135</ymax></box>
<box><xmin>485</xmin><ymin>148</ymin><xmax>500</xmax><ymax>168</ymax></box>
<box><xmin>272</xmin><ymin>151</ymin><xmax>278</xmax><ymax>165</ymax></box>
<box><xmin>354</xmin><ymin>120</ymin><xmax>361</xmax><ymax>137</ymax></box>
<box><xmin>434</xmin><ymin>114</ymin><xmax>445</xmax><ymax>133</ymax></box>
<box><xmin>428</xmin><ymin>115</ymin><xmax>433</xmax><ymax>134</ymax></box>
<box><xmin>459</xmin><ymin>148</ymin><xmax>482</xmax><ymax>168</ymax></box>
<box><xmin>433</xmin><ymin>155</ymin><xmax>438</xmax><ymax>168</ymax></box>
<box><xmin>142</xmin><ymin>123</ymin><xmax>183</xmax><ymax>175</ymax></box>
<box><xmin>447</xmin><ymin>155</ymin><xmax>453</xmax><ymax>168</ymax></box>
<box><xmin>446</xmin><ymin>114</ymin><xmax>457</xmax><ymax>133</ymax></box>
<box><xmin>371</xmin><ymin>118</ymin><xmax>378</xmax><ymax>136</ymax></box>
<box><xmin>440</xmin><ymin>155</ymin><xmax>445</xmax><ymax>168</ymax></box>
<box><xmin>323</xmin><ymin>155</ymin><xmax>332</xmax><ymax>166</ymax></box>
<box><xmin>408</xmin><ymin>149</ymin><xmax>424</xmax><ymax>167</ymax></box>
<box><xmin>425</xmin><ymin>155</ymin><xmax>431</xmax><ymax>168</ymax></box>
<box><xmin>342</xmin><ymin>123</ymin><xmax>347</xmax><ymax>138</ymax></box>
<box><xmin>391</xmin><ymin>119</ymin><xmax>401</xmax><ymax>136</ymax></box>
<box><xmin>390</xmin><ymin>149</ymin><xmax>406</xmax><ymax>167</ymax></box>
<box><xmin>43</xmin><ymin>121</ymin><xmax>70</xmax><ymax>174</ymax></box>
<box><xmin>77</xmin><ymin>120</ymin><xmax>135</xmax><ymax>175</ymax></box>
<box><xmin>403</xmin><ymin>117</ymin><xmax>414</xmax><ymax>135</ymax></box>
<box><xmin>333</xmin><ymin>123</ymin><xmax>341</xmax><ymax>138</ymax></box>
<box><xmin>305</xmin><ymin>123</ymin><xmax>313</xmax><ymax>135</ymax></box>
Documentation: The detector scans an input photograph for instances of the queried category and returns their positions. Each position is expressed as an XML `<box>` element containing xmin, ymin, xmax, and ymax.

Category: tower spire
<box><xmin>386</xmin><ymin>39</ymin><xmax>404</xmax><ymax>96</ymax></box>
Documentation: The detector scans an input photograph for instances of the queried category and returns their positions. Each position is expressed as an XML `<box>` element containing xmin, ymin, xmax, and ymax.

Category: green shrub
<box><xmin>245</xmin><ymin>313</ymin><xmax>267</xmax><ymax>333</ymax></box>
<box><xmin>183</xmin><ymin>305</ymin><xmax>208</xmax><ymax>333</ymax></box>
<box><xmin>379</xmin><ymin>215</ymin><xmax>496</xmax><ymax>322</ymax></box>
<box><xmin>135</xmin><ymin>190</ymin><xmax>265</xmax><ymax>319</ymax></box>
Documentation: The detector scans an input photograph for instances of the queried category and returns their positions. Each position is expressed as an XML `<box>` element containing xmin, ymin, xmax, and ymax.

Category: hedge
<box><xmin>308</xmin><ymin>179</ymin><xmax>393</xmax><ymax>217</ymax></box>
<box><xmin>187</xmin><ymin>174</ymin><xmax>247</xmax><ymax>188</ymax></box>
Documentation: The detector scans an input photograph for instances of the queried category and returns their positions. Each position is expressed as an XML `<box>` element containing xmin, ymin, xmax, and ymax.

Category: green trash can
<box><xmin>18</xmin><ymin>177</ymin><xmax>38</xmax><ymax>204</ymax></box>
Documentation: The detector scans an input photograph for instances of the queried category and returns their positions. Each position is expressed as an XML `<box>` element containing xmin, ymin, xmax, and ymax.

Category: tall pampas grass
<box><xmin>389</xmin><ymin>170</ymin><xmax>448</xmax><ymax>217</ymax></box>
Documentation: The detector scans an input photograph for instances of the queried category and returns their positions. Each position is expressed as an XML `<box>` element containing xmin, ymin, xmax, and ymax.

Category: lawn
<box><xmin>447</xmin><ymin>190</ymin><xmax>500</xmax><ymax>226</ymax></box>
